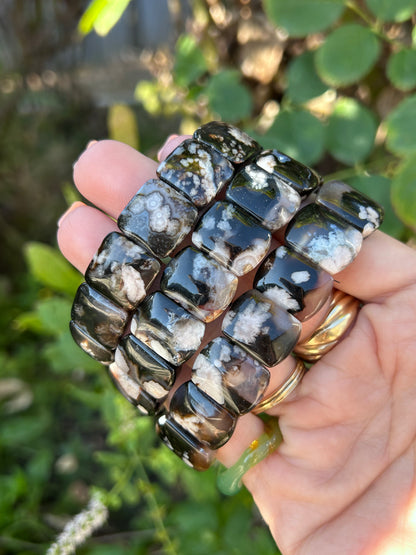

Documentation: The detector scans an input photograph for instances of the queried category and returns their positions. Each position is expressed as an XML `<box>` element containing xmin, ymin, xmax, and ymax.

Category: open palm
<box><xmin>58</xmin><ymin>138</ymin><xmax>416</xmax><ymax>555</ymax></box>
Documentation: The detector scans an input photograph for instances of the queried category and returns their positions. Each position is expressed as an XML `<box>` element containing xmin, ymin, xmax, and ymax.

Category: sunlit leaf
<box><xmin>134</xmin><ymin>81</ymin><xmax>162</xmax><ymax>115</ymax></box>
<box><xmin>365</xmin><ymin>0</ymin><xmax>416</xmax><ymax>22</ymax></box>
<box><xmin>327</xmin><ymin>98</ymin><xmax>377</xmax><ymax>164</ymax></box>
<box><xmin>387</xmin><ymin>49</ymin><xmax>416</xmax><ymax>91</ymax></box>
<box><xmin>391</xmin><ymin>156</ymin><xmax>416</xmax><ymax>230</ymax></box>
<box><xmin>174</xmin><ymin>35</ymin><xmax>208</xmax><ymax>88</ymax></box>
<box><xmin>205</xmin><ymin>70</ymin><xmax>252</xmax><ymax>122</ymax></box>
<box><xmin>286</xmin><ymin>51</ymin><xmax>328</xmax><ymax>104</ymax></box>
<box><xmin>107</xmin><ymin>104</ymin><xmax>139</xmax><ymax>150</ymax></box>
<box><xmin>79</xmin><ymin>0</ymin><xmax>132</xmax><ymax>36</ymax></box>
<box><xmin>25</xmin><ymin>243</ymin><xmax>82</xmax><ymax>296</ymax></box>
<box><xmin>385</xmin><ymin>94</ymin><xmax>416</xmax><ymax>155</ymax></box>
<box><xmin>315</xmin><ymin>24</ymin><xmax>380</xmax><ymax>86</ymax></box>
<box><xmin>262</xmin><ymin>0</ymin><xmax>345</xmax><ymax>37</ymax></box>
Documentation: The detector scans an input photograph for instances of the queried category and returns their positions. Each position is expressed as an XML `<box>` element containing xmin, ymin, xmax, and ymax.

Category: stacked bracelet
<box><xmin>70</xmin><ymin>121</ymin><xmax>383</xmax><ymax>471</ymax></box>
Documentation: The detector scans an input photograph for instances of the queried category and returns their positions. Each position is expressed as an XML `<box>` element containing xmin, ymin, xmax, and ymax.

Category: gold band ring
<box><xmin>294</xmin><ymin>290</ymin><xmax>360</xmax><ymax>363</ymax></box>
<box><xmin>252</xmin><ymin>359</ymin><xmax>306</xmax><ymax>414</ymax></box>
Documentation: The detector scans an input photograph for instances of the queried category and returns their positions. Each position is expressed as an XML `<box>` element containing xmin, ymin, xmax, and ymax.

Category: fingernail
<box><xmin>86</xmin><ymin>139</ymin><xmax>98</xmax><ymax>149</ymax></box>
<box><xmin>157</xmin><ymin>134</ymin><xmax>180</xmax><ymax>161</ymax></box>
<box><xmin>57</xmin><ymin>201</ymin><xmax>86</xmax><ymax>228</ymax></box>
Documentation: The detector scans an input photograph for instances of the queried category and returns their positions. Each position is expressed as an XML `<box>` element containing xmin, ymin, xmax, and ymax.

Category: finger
<box><xmin>334</xmin><ymin>231</ymin><xmax>416</xmax><ymax>302</ymax></box>
<box><xmin>57</xmin><ymin>203</ymin><xmax>117</xmax><ymax>274</ymax></box>
<box><xmin>157</xmin><ymin>134</ymin><xmax>190</xmax><ymax>162</ymax></box>
<box><xmin>73</xmin><ymin>140</ymin><xmax>158</xmax><ymax>218</ymax></box>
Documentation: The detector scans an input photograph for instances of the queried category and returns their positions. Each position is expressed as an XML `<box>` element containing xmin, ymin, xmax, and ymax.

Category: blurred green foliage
<box><xmin>2</xmin><ymin>0</ymin><xmax>416</xmax><ymax>553</ymax></box>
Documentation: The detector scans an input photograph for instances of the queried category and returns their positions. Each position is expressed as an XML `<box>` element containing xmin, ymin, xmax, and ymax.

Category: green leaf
<box><xmin>24</xmin><ymin>242</ymin><xmax>82</xmax><ymax>296</ymax></box>
<box><xmin>16</xmin><ymin>298</ymin><xmax>72</xmax><ymax>336</ymax></box>
<box><xmin>107</xmin><ymin>104</ymin><xmax>139</xmax><ymax>150</ymax></box>
<box><xmin>78</xmin><ymin>0</ymin><xmax>132</xmax><ymax>36</ymax></box>
<box><xmin>262</xmin><ymin>0</ymin><xmax>345</xmax><ymax>37</ymax></box>
<box><xmin>327</xmin><ymin>98</ymin><xmax>377</xmax><ymax>164</ymax></box>
<box><xmin>391</xmin><ymin>157</ymin><xmax>416</xmax><ymax>230</ymax></box>
<box><xmin>260</xmin><ymin>109</ymin><xmax>326</xmax><ymax>165</ymax></box>
<box><xmin>134</xmin><ymin>81</ymin><xmax>162</xmax><ymax>115</ymax></box>
<box><xmin>385</xmin><ymin>94</ymin><xmax>416</xmax><ymax>155</ymax></box>
<box><xmin>387</xmin><ymin>49</ymin><xmax>416</xmax><ymax>91</ymax></box>
<box><xmin>43</xmin><ymin>331</ymin><xmax>101</xmax><ymax>373</ymax></box>
<box><xmin>348</xmin><ymin>175</ymin><xmax>405</xmax><ymax>238</ymax></box>
<box><xmin>365</xmin><ymin>0</ymin><xmax>416</xmax><ymax>22</ymax></box>
<box><xmin>286</xmin><ymin>51</ymin><xmax>329</xmax><ymax>104</ymax></box>
<box><xmin>205</xmin><ymin>70</ymin><xmax>253</xmax><ymax>122</ymax></box>
<box><xmin>174</xmin><ymin>35</ymin><xmax>208</xmax><ymax>88</ymax></box>
<box><xmin>315</xmin><ymin>24</ymin><xmax>381</xmax><ymax>87</ymax></box>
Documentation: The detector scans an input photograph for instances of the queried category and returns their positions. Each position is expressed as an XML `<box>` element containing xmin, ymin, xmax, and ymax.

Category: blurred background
<box><xmin>1</xmin><ymin>0</ymin><xmax>415</xmax><ymax>553</ymax></box>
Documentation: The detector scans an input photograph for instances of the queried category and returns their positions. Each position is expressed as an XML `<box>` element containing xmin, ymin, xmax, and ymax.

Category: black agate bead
<box><xmin>192</xmin><ymin>337</ymin><xmax>270</xmax><ymax>415</ymax></box>
<box><xmin>192</xmin><ymin>201</ymin><xmax>271</xmax><ymax>276</ymax></box>
<box><xmin>157</xmin><ymin>138</ymin><xmax>233</xmax><ymax>207</ymax></box>
<box><xmin>161</xmin><ymin>246</ymin><xmax>238</xmax><ymax>322</ymax></box>
<box><xmin>118</xmin><ymin>179</ymin><xmax>198</xmax><ymax>259</ymax></box>
<box><xmin>254</xmin><ymin>245</ymin><xmax>333</xmax><ymax>321</ymax></box>
<box><xmin>156</xmin><ymin>413</ymin><xmax>215</xmax><ymax>471</ymax></box>
<box><xmin>130</xmin><ymin>292</ymin><xmax>206</xmax><ymax>366</ymax></box>
<box><xmin>69</xmin><ymin>321</ymin><xmax>113</xmax><ymax>364</ymax></box>
<box><xmin>222</xmin><ymin>289</ymin><xmax>301</xmax><ymax>367</ymax></box>
<box><xmin>255</xmin><ymin>149</ymin><xmax>321</xmax><ymax>196</ymax></box>
<box><xmin>86</xmin><ymin>232</ymin><xmax>160</xmax><ymax>310</ymax></box>
<box><xmin>169</xmin><ymin>381</ymin><xmax>236</xmax><ymax>449</ymax></box>
<box><xmin>316</xmin><ymin>180</ymin><xmax>383</xmax><ymax>237</ymax></box>
<box><xmin>194</xmin><ymin>121</ymin><xmax>261</xmax><ymax>164</ymax></box>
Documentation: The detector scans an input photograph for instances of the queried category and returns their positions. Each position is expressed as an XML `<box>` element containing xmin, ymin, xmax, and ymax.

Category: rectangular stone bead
<box><xmin>108</xmin><ymin>363</ymin><xmax>163</xmax><ymax>416</ymax></box>
<box><xmin>226</xmin><ymin>163</ymin><xmax>301</xmax><ymax>232</ymax></box>
<box><xmin>130</xmin><ymin>292</ymin><xmax>206</xmax><ymax>366</ymax></box>
<box><xmin>118</xmin><ymin>178</ymin><xmax>198</xmax><ymax>259</ymax></box>
<box><xmin>192</xmin><ymin>201</ymin><xmax>271</xmax><ymax>277</ymax></box>
<box><xmin>85</xmin><ymin>231</ymin><xmax>160</xmax><ymax>311</ymax></box>
<box><xmin>193</xmin><ymin>121</ymin><xmax>261</xmax><ymax>164</ymax></box>
<box><xmin>285</xmin><ymin>203</ymin><xmax>363</xmax><ymax>274</ymax></box>
<box><xmin>192</xmin><ymin>337</ymin><xmax>270</xmax><ymax>415</ymax></box>
<box><xmin>161</xmin><ymin>246</ymin><xmax>238</xmax><ymax>322</ymax></box>
<box><xmin>69</xmin><ymin>320</ymin><xmax>114</xmax><ymax>364</ymax></box>
<box><xmin>256</xmin><ymin>149</ymin><xmax>321</xmax><ymax>196</ymax></box>
<box><xmin>156</xmin><ymin>413</ymin><xmax>215</xmax><ymax>471</ymax></box>
<box><xmin>71</xmin><ymin>282</ymin><xmax>128</xmax><ymax>350</ymax></box>
<box><xmin>222</xmin><ymin>289</ymin><xmax>301</xmax><ymax>367</ymax></box>
<box><xmin>169</xmin><ymin>381</ymin><xmax>236</xmax><ymax>449</ymax></box>
<box><xmin>316</xmin><ymin>180</ymin><xmax>384</xmax><ymax>237</ymax></box>
<box><xmin>254</xmin><ymin>245</ymin><xmax>333</xmax><ymax>321</ymax></box>
<box><xmin>157</xmin><ymin>138</ymin><xmax>234</xmax><ymax>207</ymax></box>
<box><xmin>107</xmin><ymin>335</ymin><xmax>176</xmax><ymax>414</ymax></box>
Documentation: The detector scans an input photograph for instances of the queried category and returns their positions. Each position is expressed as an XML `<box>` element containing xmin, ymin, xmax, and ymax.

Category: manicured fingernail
<box><xmin>157</xmin><ymin>134</ymin><xmax>180</xmax><ymax>161</ymax></box>
<box><xmin>57</xmin><ymin>201</ymin><xmax>86</xmax><ymax>228</ymax></box>
<box><xmin>86</xmin><ymin>140</ymin><xmax>98</xmax><ymax>149</ymax></box>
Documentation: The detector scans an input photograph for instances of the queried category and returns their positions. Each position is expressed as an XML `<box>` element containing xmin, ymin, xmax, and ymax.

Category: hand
<box><xmin>58</xmin><ymin>138</ymin><xmax>416</xmax><ymax>555</ymax></box>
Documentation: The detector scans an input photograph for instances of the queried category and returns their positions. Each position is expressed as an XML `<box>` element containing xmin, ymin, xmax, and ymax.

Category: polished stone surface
<box><xmin>107</xmin><ymin>334</ymin><xmax>176</xmax><ymax>414</ymax></box>
<box><xmin>285</xmin><ymin>204</ymin><xmax>363</xmax><ymax>274</ymax></box>
<box><xmin>157</xmin><ymin>138</ymin><xmax>233</xmax><ymax>207</ymax></box>
<box><xmin>169</xmin><ymin>381</ymin><xmax>236</xmax><ymax>449</ymax></box>
<box><xmin>192</xmin><ymin>201</ymin><xmax>271</xmax><ymax>276</ymax></box>
<box><xmin>161</xmin><ymin>246</ymin><xmax>238</xmax><ymax>322</ymax></box>
<box><xmin>70</xmin><ymin>320</ymin><xmax>114</xmax><ymax>364</ymax></box>
<box><xmin>118</xmin><ymin>178</ymin><xmax>198</xmax><ymax>259</ymax></box>
<box><xmin>156</xmin><ymin>413</ymin><xmax>215</xmax><ymax>471</ymax></box>
<box><xmin>71</xmin><ymin>282</ymin><xmax>128</xmax><ymax>350</ymax></box>
<box><xmin>222</xmin><ymin>289</ymin><xmax>301</xmax><ymax>367</ymax></box>
<box><xmin>256</xmin><ymin>149</ymin><xmax>321</xmax><ymax>196</ymax></box>
<box><xmin>254</xmin><ymin>245</ymin><xmax>333</xmax><ymax>321</ymax></box>
<box><xmin>192</xmin><ymin>337</ymin><xmax>270</xmax><ymax>415</ymax></box>
<box><xmin>316</xmin><ymin>180</ymin><xmax>383</xmax><ymax>237</ymax></box>
<box><xmin>86</xmin><ymin>231</ymin><xmax>160</xmax><ymax>310</ymax></box>
<box><xmin>194</xmin><ymin>121</ymin><xmax>261</xmax><ymax>164</ymax></box>
<box><xmin>226</xmin><ymin>163</ymin><xmax>301</xmax><ymax>232</ymax></box>
<box><xmin>130</xmin><ymin>292</ymin><xmax>206</xmax><ymax>365</ymax></box>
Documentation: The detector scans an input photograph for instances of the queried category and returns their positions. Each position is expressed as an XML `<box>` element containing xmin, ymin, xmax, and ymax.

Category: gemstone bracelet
<box><xmin>70</xmin><ymin>121</ymin><xmax>383</xmax><ymax>471</ymax></box>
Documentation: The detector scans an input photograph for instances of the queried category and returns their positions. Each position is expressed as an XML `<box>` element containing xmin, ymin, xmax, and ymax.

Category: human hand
<box><xmin>58</xmin><ymin>137</ymin><xmax>416</xmax><ymax>555</ymax></box>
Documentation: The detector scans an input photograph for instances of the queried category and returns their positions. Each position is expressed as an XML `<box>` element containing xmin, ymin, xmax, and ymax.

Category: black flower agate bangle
<box><xmin>70</xmin><ymin>121</ymin><xmax>384</xmax><ymax>471</ymax></box>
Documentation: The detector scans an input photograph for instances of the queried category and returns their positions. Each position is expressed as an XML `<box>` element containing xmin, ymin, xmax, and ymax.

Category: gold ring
<box><xmin>294</xmin><ymin>290</ymin><xmax>360</xmax><ymax>363</ymax></box>
<box><xmin>252</xmin><ymin>359</ymin><xmax>306</xmax><ymax>414</ymax></box>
